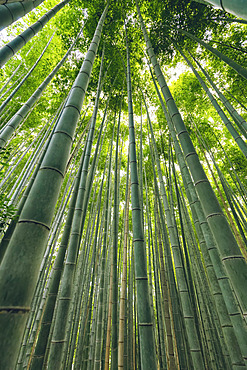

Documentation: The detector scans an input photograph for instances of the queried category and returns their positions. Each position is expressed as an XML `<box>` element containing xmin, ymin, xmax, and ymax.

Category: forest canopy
<box><xmin>0</xmin><ymin>0</ymin><xmax>247</xmax><ymax>369</ymax></box>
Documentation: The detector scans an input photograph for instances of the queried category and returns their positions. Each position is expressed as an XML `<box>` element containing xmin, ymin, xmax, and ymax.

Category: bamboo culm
<box><xmin>0</xmin><ymin>0</ymin><xmax>70</xmax><ymax>68</ymax></box>
<box><xmin>0</xmin><ymin>0</ymin><xmax>44</xmax><ymax>31</ymax></box>
<box><xmin>0</xmin><ymin>5</ymin><xmax>109</xmax><ymax>369</ymax></box>
<box><xmin>0</xmin><ymin>25</ymin><xmax>85</xmax><ymax>149</ymax></box>
<box><xmin>136</xmin><ymin>0</ymin><xmax>247</xmax><ymax>319</ymax></box>
<box><xmin>125</xmin><ymin>21</ymin><xmax>157</xmax><ymax>370</ymax></box>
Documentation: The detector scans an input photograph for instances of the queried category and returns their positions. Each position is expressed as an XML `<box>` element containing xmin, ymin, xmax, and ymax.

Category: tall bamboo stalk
<box><xmin>0</xmin><ymin>5</ymin><xmax>109</xmax><ymax>368</ymax></box>
<box><xmin>175</xmin><ymin>43</ymin><xmax>247</xmax><ymax>157</ymax></box>
<box><xmin>0</xmin><ymin>0</ymin><xmax>70</xmax><ymax>68</ymax></box>
<box><xmin>136</xmin><ymin>0</ymin><xmax>247</xmax><ymax>319</ymax></box>
<box><xmin>0</xmin><ymin>25</ymin><xmax>85</xmax><ymax>149</ymax></box>
<box><xmin>179</xmin><ymin>29</ymin><xmax>247</xmax><ymax>81</ymax></box>
<box><xmin>94</xmin><ymin>118</ymin><xmax>115</xmax><ymax>370</ymax></box>
<box><xmin>0</xmin><ymin>0</ymin><xmax>44</xmax><ymax>31</ymax></box>
<box><xmin>151</xmin><ymin>72</ymin><xmax>247</xmax><ymax>367</ymax></box>
<box><xmin>125</xmin><ymin>21</ymin><xmax>157</xmax><ymax>370</ymax></box>
<box><xmin>118</xmin><ymin>169</ymin><xmax>130</xmax><ymax>369</ymax></box>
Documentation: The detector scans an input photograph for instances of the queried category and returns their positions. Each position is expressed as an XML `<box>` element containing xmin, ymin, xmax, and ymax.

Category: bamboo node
<box><xmin>0</xmin><ymin>306</ymin><xmax>30</xmax><ymax>314</ymax></box>
<box><xmin>219</xmin><ymin>0</ymin><xmax>226</xmax><ymax>12</ymax></box>
<box><xmin>177</xmin><ymin>129</ymin><xmax>188</xmax><ymax>137</ymax></box>
<box><xmin>171</xmin><ymin>111</ymin><xmax>179</xmax><ymax>119</ymax></box>
<box><xmin>54</xmin><ymin>130</ymin><xmax>73</xmax><ymax>140</ymax></box>
<box><xmin>64</xmin><ymin>103</ymin><xmax>81</xmax><ymax>115</ymax></box>
<box><xmin>222</xmin><ymin>255</ymin><xmax>244</xmax><ymax>261</ymax></box>
<box><xmin>40</xmin><ymin>166</ymin><xmax>64</xmax><ymax>178</ymax></box>
<box><xmin>206</xmin><ymin>211</ymin><xmax>226</xmax><ymax>220</ymax></box>
<box><xmin>138</xmin><ymin>323</ymin><xmax>153</xmax><ymax>326</ymax></box>
<box><xmin>18</xmin><ymin>219</ymin><xmax>50</xmax><ymax>230</ymax></box>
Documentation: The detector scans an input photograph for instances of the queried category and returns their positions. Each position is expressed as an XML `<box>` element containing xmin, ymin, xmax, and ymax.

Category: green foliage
<box><xmin>0</xmin><ymin>151</ymin><xmax>17</xmax><ymax>231</ymax></box>
<box><xmin>0</xmin><ymin>1</ymin><xmax>247</xmax><ymax>369</ymax></box>
<box><xmin>0</xmin><ymin>193</ymin><xmax>17</xmax><ymax>232</ymax></box>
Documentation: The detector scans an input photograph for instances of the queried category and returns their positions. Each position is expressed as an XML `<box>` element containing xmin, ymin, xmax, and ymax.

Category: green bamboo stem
<box><xmin>136</xmin><ymin>1</ymin><xmax>247</xmax><ymax>319</ymax></box>
<box><xmin>144</xmin><ymin>117</ymin><xmax>176</xmax><ymax>369</ymax></box>
<box><xmin>144</xmin><ymin>92</ymin><xmax>204</xmax><ymax>368</ymax></box>
<box><xmin>154</xmin><ymin>198</ymin><xmax>177</xmax><ymax>369</ymax></box>
<box><xmin>127</xmin><ymin>241</ymin><xmax>134</xmax><ymax>370</ymax></box>
<box><xmin>219</xmin><ymin>175</ymin><xmax>247</xmax><ymax>240</ymax></box>
<box><xmin>193</xmin><ymin>115</ymin><xmax>247</xmax><ymax>203</ymax></box>
<box><xmin>0</xmin><ymin>105</ymin><xmax>17</xmax><ymax>129</ymax></box>
<box><xmin>139</xmin><ymin>100</ymin><xmax>144</xmax><ymax>226</ymax></box>
<box><xmin>0</xmin><ymin>25</ymin><xmax>85</xmax><ymax>149</ymax></box>
<box><xmin>70</xmin><ymin>177</ymin><xmax>105</xmax><ymax>369</ymax></box>
<box><xmin>110</xmin><ymin>111</ymin><xmax>120</xmax><ymax>369</ymax></box>
<box><xmin>21</xmin><ymin>179</ymin><xmax>74</xmax><ymax>368</ymax></box>
<box><xmin>101</xmin><ymin>248</ymin><xmax>112</xmax><ymax>369</ymax></box>
<box><xmin>29</xmin><ymin>148</ymin><xmax>87</xmax><ymax>369</ymax></box>
<box><xmin>73</xmin><ymin>182</ymin><xmax>103</xmax><ymax>369</ymax></box>
<box><xmin>73</xmin><ymin>260</ymin><xmax>94</xmax><ymax>368</ymax></box>
<box><xmin>0</xmin><ymin>0</ymin><xmax>44</xmax><ymax>31</ymax></box>
<box><xmin>178</xmin><ymin>141</ymin><xmax>247</xmax><ymax>366</ymax></box>
<box><xmin>125</xmin><ymin>21</ymin><xmax>157</xmax><ymax>370</ymax></box>
<box><xmin>17</xmin><ymin>162</ymin><xmax>77</xmax><ymax>366</ymax></box>
<box><xmin>104</xmin><ymin>245</ymin><xmax>113</xmax><ymax>370</ymax></box>
<box><xmin>0</xmin><ymin>72</ymin><xmax>25</xmax><ymax>101</ymax></box>
<box><xmin>8</xmin><ymin>121</ymin><xmax>53</xmax><ymax>204</ymax></box>
<box><xmin>149</xmin><ymin>128</ymin><xmax>187</xmax><ymax>370</ymax></box>
<box><xmin>123</xmin><ymin>271</ymin><xmax>128</xmax><ymax>370</ymax></box>
<box><xmin>116</xmin><ymin>140</ymin><xmax>124</xmax><ymax>286</ymax></box>
<box><xmin>0</xmin><ymin>32</ymin><xmax>54</xmax><ymax>115</ymax></box>
<box><xmin>71</xmin><ymin>189</ymin><xmax>103</xmax><ymax>368</ymax></box>
<box><xmin>190</xmin><ymin>117</ymin><xmax>247</xmax><ymax>258</ymax></box>
<box><xmin>77</xmin><ymin>180</ymin><xmax>103</xmax><ymax>370</ymax></box>
<box><xmin>172</xmin><ymin>164</ymin><xmax>225</xmax><ymax>369</ymax></box>
<box><xmin>152</xmin><ymin>73</ymin><xmax>247</xmax><ymax>367</ymax></box>
<box><xmin>0</xmin><ymin>0</ymin><xmax>70</xmax><ymax>68</ymax></box>
<box><xmin>46</xmin><ymin>47</ymin><xmax>105</xmax><ymax>369</ymax></box>
<box><xmin>94</xmin><ymin>124</ymin><xmax>115</xmax><ymax>370</ymax></box>
<box><xmin>0</xmin><ymin>124</ymin><xmax>47</xmax><ymax>191</ymax></box>
<box><xmin>118</xmin><ymin>171</ymin><xmax>130</xmax><ymax>369</ymax></box>
<box><xmin>175</xmin><ymin>44</ymin><xmax>247</xmax><ymax>157</ymax></box>
<box><xmin>0</xmin><ymin>119</ymin><xmax>50</xmax><ymax>198</ymax></box>
<box><xmin>153</xmin><ymin>201</ymin><xmax>168</xmax><ymax>369</ymax></box>
<box><xmin>88</xmin><ymin>271</ymin><xmax>101</xmax><ymax>369</ymax></box>
<box><xmin>171</xmin><ymin>154</ymin><xmax>226</xmax><ymax>368</ymax></box>
<box><xmin>155</xmin><ymin>174</ymin><xmax>192</xmax><ymax>369</ymax></box>
<box><xmin>179</xmin><ymin>29</ymin><xmax>247</xmax><ymax>81</ymax></box>
<box><xmin>8</xmin><ymin>111</ymin><xmax>64</xmax><ymax>204</ymax></box>
<box><xmin>0</xmin><ymin>97</ymin><xmax>67</xmax><ymax>263</ymax></box>
<box><xmin>144</xmin><ymin>171</ymin><xmax>156</xmax><ymax>336</ymax></box>
<box><xmin>0</xmin><ymin>0</ymin><xmax>38</xmax><ymax>4</ymax></box>
<box><xmin>0</xmin><ymin>6</ymin><xmax>108</xmax><ymax>368</ymax></box>
<box><xmin>0</xmin><ymin>98</ymin><xmax>39</xmax><ymax>146</ymax></box>
<box><xmin>190</xmin><ymin>52</ymin><xmax>247</xmax><ymax>135</ymax></box>
<box><xmin>175</xmin><ymin>172</ymin><xmax>231</xmax><ymax>368</ymax></box>
<box><xmin>225</xmin><ymin>89</ymin><xmax>247</xmax><ymax>113</ymax></box>
<box><xmin>2</xmin><ymin>98</ymin><xmax>66</xmax><ymax>191</ymax></box>
<box><xmin>0</xmin><ymin>61</ymin><xmax>23</xmax><ymax>95</ymax></box>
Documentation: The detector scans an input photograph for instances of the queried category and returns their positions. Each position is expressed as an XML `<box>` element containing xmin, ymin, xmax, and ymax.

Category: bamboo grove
<box><xmin>0</xmin><ymin>0</ymin><xmax>247</xmax><ymax>368</ymax></box>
